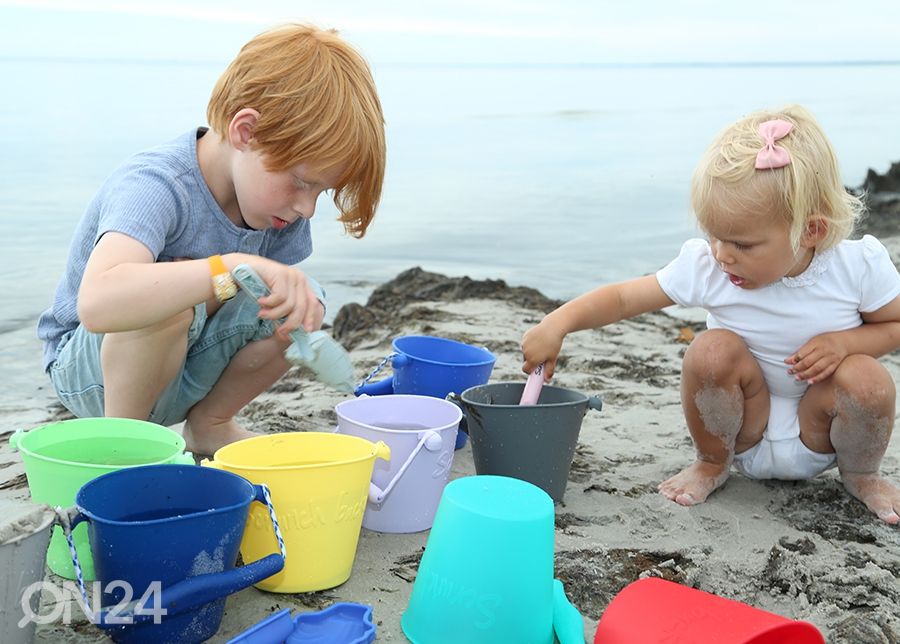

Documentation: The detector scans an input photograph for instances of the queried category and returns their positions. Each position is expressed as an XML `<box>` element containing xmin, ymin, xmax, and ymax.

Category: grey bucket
<box><xmin>450</xmin><ymin>383</ymin><xmax>602</xmax><ymax>501</ymax></box>
<box><xmin>0</xmin><ymin>502</ymin><xmax>57</xmax><ymax>644</ymax></box>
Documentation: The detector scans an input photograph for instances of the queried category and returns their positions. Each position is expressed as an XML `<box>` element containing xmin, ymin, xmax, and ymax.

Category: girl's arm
<box><xmin>522</xmin><ymin>274</ymin><xmax>675</xmax><ymax>378</ymax></box>
<box><xmin>786</xmin><ymin>296</ymin><xmax>900</xmax><ymax>384</ymax></box>
<box><xmin>78</xmin><ymin>232</ymin><xmax>322</xmax><ymax>336</ymax></box>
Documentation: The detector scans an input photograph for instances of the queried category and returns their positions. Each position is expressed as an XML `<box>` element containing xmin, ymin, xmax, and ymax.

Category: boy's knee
<box><xmin>170</xmin><ymin>307</ymin><xmax>196</xmax><ymax>332</ymax></box>
<box><xmin>683</xmin><ymin>329</ymin><xmax>750</xmax><ymax>380</ymax></box>
<box><xmin>833</xmin><ymin>355</ymin><xmax>895</xmax><ymax>409</ymax></box>
<box><xmin>146</xmin><ymin>307</ymin><xmax>195</xmax><ymax>343</ymax></box>
<box><xmin>104</xmin><ymin>308</ymin><xmax>195</xmax><ymax>346</ymax></box>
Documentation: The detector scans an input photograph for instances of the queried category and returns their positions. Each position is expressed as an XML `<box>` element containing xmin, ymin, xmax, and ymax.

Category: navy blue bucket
<box><xmin>67</xmin><ymin>464</ymin><xmax>284</xmax><ymax>643</ymax></box>
<box><xmin>355</xmin><ymin>335</ymin><xmax>496</xmax><ymax>449</ymax></box>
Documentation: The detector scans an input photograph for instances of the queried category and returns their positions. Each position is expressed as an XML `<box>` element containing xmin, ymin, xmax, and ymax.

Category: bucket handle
<box><xmin>9</xmin><ymin>427</ymin><xmax>25</xmax><ymax>450</ymax></box>
<box><xmin>173</xmin><ymin>451</ymin><xmax>197</xmax><ymax>464</ymax></box>
<box><xmin>354</xmin><ymin>352</ymin><xmax>400</xmax><ymax>396</ymax></box>
<box><xmin>58</xmin><ymin>484</ymin><xmax>286</xmax><ymax>628</ymax></box>
<box><xmin>368</xmin><ymin>430</ymin><xmax>442</xmax><ymax>505</ymax></box>
<box><xmin>552</xmin><ymin>578</ymin><xmax>585</xmax><ymax>644</ymax></box>
<box><xmin>444</xmin><ymin>392</ymin><xmax>469</xmax><ymax>435</ymax></box>
<box><xmin>586</xmin><ymin>396</ymin><xmax>603</xmax><ymax>413</ymax></box>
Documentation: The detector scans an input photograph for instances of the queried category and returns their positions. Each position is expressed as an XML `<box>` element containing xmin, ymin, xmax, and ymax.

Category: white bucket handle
<box><xmin>368</xmin><ymin>430</ymin><xmax>443</xmax><ymax>505</ymax></box>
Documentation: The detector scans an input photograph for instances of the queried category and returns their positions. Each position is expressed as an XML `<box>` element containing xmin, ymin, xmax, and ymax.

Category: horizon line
<box><xmin>2</xmin><ymin>54</ymin><xmax>900</xmax><ymax>69</ymax></box>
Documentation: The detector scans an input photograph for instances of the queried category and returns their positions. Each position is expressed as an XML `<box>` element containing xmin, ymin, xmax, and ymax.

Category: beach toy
<box><xmin>203</xmin><ymin>432</ymin><xmax>390</xmax><ymax>592</ymax></box>
<box><xmin>355</xmin><ymin>335</ymin><xmax>496</xmax><ymax>449</ymax></box>
<box><xmin>9</xmin><ymin>417</ymin><xmax>194</xmax><ymax>580</ymax></box>
<box><xmin>402</xmin><ymin>475</ymin><xmax>584</xmax><ymax>644</ymax></box>
<box><xmin>519</xmin><ymin>363</ymin><xmax>545</xmax><ymax>405</ymax></box>
<box><xmin>227</xmin><ymin>603</ymin><xmax>376</xmax><ymax>643</ymax></box>
<box><xmin>449</xmin><ymin>383</ymin><xmax>602</xmax><ymax>501</ymax></box>
<box><xmin>232</xmin><ymin>263</ymin><xmax>356</xmax><ymax>393</ymax></box>
<box><xmin>0</xmin><ymin>501</ymin><xmax>57</xmax><ymax>644</ymax></box>
<box><xmin>61</xmin><ymin>464</ymin><xmax>285</xmax><ymax>644</ymax></box>
<box><xmin>334</xmin><ymin>394</ymin><xmax>462</xmax><ymax>532</ymax></box>
<box><xmin>594</xmin><ymin>577</ymin><xmax>825</xmax><ymax>643</ymax></box>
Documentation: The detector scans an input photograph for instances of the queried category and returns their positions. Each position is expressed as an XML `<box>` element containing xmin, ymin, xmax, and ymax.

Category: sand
<box><xmin>0</xmin><ymin>501</ymin><xmax>55</xmax><ymax>546</ymax></box>
<box><xmin>2</xmin><ymin>240</ymin><xmax>899</xmax><ymax>643</ymax></box>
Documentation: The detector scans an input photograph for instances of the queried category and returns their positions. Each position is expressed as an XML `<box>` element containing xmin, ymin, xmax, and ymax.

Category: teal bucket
<box><xmin>401</xmin><ymin>475</ymin><xmax>583</xmax><ymax>643</ymax></box>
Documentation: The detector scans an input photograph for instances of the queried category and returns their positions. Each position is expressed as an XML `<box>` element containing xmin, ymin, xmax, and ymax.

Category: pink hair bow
<box><xmin>755</xmin><ymin>119</ymin><xmax>793</xmax><ymax>169</ymax></box>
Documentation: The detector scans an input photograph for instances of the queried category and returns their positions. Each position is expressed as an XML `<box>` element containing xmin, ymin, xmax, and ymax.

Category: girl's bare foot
<box><xmin>841</xmin><ymin>472</ymin><xmax>900</xmax><ymax>525</ymax></box>
<box><xmin>658</xmin><ymin>460</ymin><xmax>730</xmax><ymax>506</ymax></box>
<box><xmin>182</xmin><ymin>418</ymin><xmax>259</xmax><ymax>457</ymax></box>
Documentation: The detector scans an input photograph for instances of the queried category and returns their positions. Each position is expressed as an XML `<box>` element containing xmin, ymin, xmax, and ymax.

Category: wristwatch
<box><xmin>208</xmin><ymin>255</ymin><xmax>237</xmax><ymax>302</ymax></box>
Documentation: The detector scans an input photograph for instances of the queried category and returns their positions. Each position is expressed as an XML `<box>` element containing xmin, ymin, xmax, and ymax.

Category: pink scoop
<box><xmin>519</xmin><ymin>363</ymin><xmax>545</xmax><ymax>405</ymax></box>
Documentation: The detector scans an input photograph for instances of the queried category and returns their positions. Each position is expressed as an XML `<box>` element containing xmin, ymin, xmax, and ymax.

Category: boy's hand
<box><xmin>786</xmin><ymin>332</ymin><xmax>848</xmax><ymax>384</ymax></box>
<box><xmin>251</xmin><ymin>261</ymin><xmax>324</xmax><ymax>337</ymax></box>
<box><xmin>522</xmin><ymin>318</ymin><xmax>566</xmax><ymax>380</ymax></box>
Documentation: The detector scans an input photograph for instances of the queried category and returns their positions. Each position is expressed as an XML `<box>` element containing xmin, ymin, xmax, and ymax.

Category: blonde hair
<box><xmin>207</xmin><ymin>24</ymin><xmax>386</xmax><ymax>237</ymax></box>
<box><xmin>691</xmin><ymin>104</ymin><xmax>863</xmax><ymax>251</ymax></box>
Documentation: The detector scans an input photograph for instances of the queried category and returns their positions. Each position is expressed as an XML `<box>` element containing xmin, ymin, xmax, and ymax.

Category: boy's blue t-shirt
<box><xmin>37</xmin><ymin>127</ymin><xmax>314</xmax><ymax>371</ymax></box>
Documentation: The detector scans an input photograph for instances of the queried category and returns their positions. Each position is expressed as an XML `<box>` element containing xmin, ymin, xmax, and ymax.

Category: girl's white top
<box><xmin>657</xmin><ymin>235</ymin><xmax>900</xmax><ymax>399</ymax></box>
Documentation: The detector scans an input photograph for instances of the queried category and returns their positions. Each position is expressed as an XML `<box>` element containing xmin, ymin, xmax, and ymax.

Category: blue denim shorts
<box><xmin>48</xmin><ymin>290</ymin><xmax>275</xmax><ymax>426</ymax></box>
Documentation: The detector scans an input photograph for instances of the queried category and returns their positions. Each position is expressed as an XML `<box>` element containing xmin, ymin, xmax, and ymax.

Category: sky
<box><xmin>2</xmin><ymin>1</ymin><xmax>900</xmax><ymax>66</ymax></box>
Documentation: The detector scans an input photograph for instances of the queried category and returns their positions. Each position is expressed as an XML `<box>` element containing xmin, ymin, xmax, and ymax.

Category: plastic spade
<box><xmin>231</xmin><ymin>264</ymin><xmax>356</xmax><ymax>393</ymax></box>
<box><xmin>519</xmin><ymin>362</ymin><xmax>545</xmax><ymax>405</ymax></box>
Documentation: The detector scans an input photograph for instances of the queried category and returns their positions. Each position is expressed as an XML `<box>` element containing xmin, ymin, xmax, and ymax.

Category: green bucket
<box><xmin>10</xmin><ymin>418</ymin><xmax>194</xmax><ymax>580</ymax></box>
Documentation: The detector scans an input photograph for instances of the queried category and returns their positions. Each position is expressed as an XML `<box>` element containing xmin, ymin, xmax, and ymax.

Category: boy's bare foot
<box><xmin>841</xmin><ymin>472</ymin><xmax>900</xmax><ymax>525</ymax></box>
<box><xmin>658</xmin><ymin>460</ymin><xmax>730</xmax><ymax>506</ymax></box>
<box><xmin>182</xmin><ymin>418</ymin><xmax>259</xmax><ymax>457</ymax></box>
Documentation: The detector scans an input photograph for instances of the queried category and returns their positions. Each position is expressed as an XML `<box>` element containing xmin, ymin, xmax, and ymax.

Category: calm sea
<box><xmin>2</xmin><ymin>59</ymin><xmax>899</xmax><ymax>420</ymax></box>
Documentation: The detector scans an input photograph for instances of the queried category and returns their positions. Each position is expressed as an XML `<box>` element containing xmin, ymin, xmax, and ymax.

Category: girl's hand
<box><xmin>785</xmin><ymin>332</ymin><xmax>848</xmax><ymax>384</ymax></box>
<box><xmin>250</xmin><ymin>260</ymin><xmax>324</xmax><ymax>337</ymax></box>
<box><xmin>522</xmin><ymin>318</ymin><xmax>566</xmax><ymax>380</ymax></box>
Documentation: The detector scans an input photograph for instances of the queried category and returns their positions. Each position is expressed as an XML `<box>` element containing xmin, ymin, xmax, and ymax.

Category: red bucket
<box><xmin>594</xmin><ymin>578</ymin><xmax>824</xmax><ymax>644</ymax></box>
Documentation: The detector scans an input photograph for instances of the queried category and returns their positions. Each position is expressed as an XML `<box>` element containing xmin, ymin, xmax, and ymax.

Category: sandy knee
<box><xmin>683</xmin><ymin>329</ymin><xmax>753</xmax><ymax>381</ymax></box>
<box><xmin>832</xmin><ymin>355</ymin><xmax>895</xmax><ymax>411</ymax></box>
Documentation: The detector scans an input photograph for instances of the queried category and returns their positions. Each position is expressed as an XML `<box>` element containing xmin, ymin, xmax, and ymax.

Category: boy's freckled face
<box><xmin>703</xmin><ymin>213</ymin><xmax>812</xmax><ymax>289</ymax></box>
<box><xmin>232</xmin><ymin>147</ymin><xmax>342</xmax><ymax>231</ymax></box>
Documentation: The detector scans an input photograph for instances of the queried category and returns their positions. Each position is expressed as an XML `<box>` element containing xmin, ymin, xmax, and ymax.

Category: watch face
<box><xmin>213</xmin><ymin>273</ymin><xmax>238</xmax><ymax>302</ymax></box>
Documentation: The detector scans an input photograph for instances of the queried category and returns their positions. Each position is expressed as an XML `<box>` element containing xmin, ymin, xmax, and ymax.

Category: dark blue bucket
<box><xmin>67</xmin><ymin>464</ymin><xmax>284</xmax><ymax>643</ymax></box>
<box><xmin>355</xmin><ymin>335</ymin><xmax>496</xmax><ymax>449</ymax></box>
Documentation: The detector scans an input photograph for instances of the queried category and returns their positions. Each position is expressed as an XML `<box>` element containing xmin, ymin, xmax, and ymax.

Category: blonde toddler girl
<box><xmin>522</xmin><ymin>105</ymin><xmax>900</xmax><ymax>524</ymax></box>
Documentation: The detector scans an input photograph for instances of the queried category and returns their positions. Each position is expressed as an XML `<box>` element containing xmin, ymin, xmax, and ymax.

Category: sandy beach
<box><xmin>2</xmin><ymin>234</ymin><xmax>899</xmax><ymax>642</ymax></box>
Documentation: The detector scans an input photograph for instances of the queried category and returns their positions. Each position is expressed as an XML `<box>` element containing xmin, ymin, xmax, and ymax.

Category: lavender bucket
<box><xmin>335</xmin><ymin>395</ymin><xmax>463</xmax><ymax>533</ymax></box>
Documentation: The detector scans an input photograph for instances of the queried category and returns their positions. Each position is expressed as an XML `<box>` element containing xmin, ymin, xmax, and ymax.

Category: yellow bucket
<box><xmin>202</xmin><ymin>432</ymin><xmax>390</xmax><ymax>593</ymax></box>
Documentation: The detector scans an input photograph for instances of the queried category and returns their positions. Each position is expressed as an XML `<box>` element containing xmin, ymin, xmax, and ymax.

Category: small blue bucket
<box><xmin>65</xmin><ymin>464</ymin><xmax>285</xmax><ymax>643</ymax></box>
<box><xmin>355</xmin><ymin>335</ymin><xmax>496</xmax><ymax>449</ymax></box>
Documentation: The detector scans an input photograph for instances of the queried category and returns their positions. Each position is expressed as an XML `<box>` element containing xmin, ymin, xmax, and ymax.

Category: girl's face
<box><xmin>232</xmin><ymin>146</ymin><xmax>343</xmax><ymax>232</ymax></box>
<box><xmin>703</xmin><ymin>212</ymin><xmax>814</xmax><ymax>289</ymax></box>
